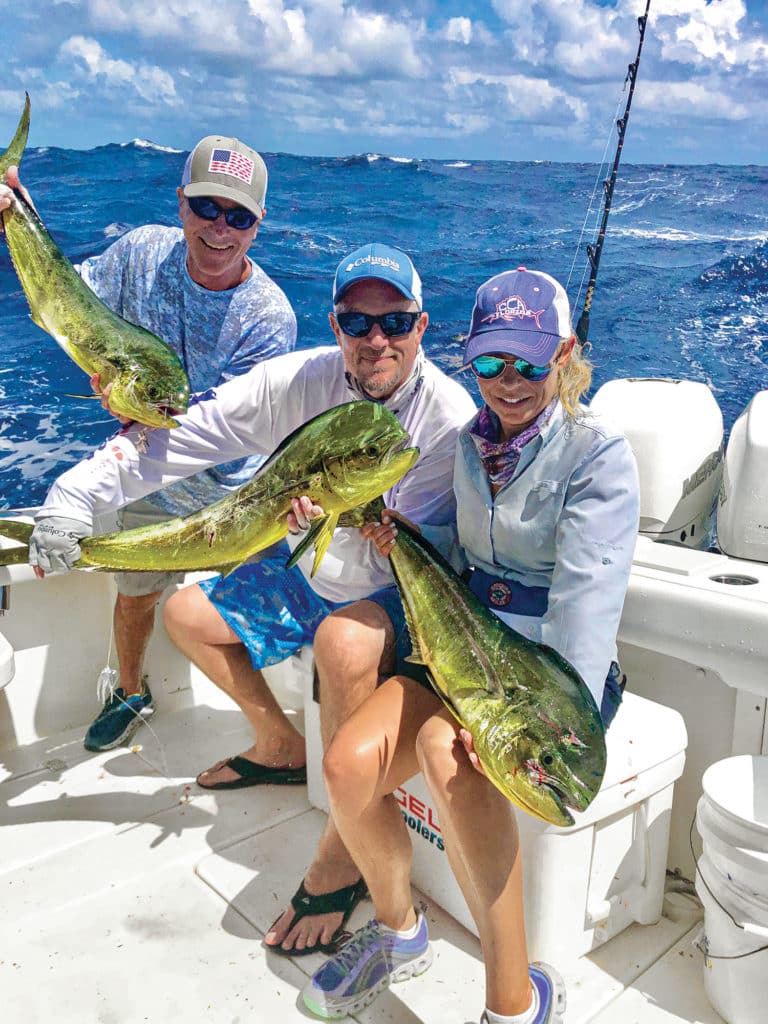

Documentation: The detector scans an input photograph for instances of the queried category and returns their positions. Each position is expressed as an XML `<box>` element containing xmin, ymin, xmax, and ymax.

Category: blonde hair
<box><xmin>556</xmin><ymin>336</ymin><xmax>593</xmax><ymax>418</ymax></box>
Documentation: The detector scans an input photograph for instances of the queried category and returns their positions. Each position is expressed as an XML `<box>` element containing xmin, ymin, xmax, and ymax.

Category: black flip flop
<box><xmin>266</xmin><ymin>877</ymin><xmax>369</xmax><ymax>957</ymax></box>
<box><xmin>196</xmin><ymin>755</ymin><xmax>307</xmax><ymax>790</ymax></box>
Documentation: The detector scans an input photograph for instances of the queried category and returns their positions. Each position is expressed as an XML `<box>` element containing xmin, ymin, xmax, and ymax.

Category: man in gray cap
<box><xmin>0</xmin><ymin>134</ymin><xmax>297</xmax><ymax>752</ymax></box>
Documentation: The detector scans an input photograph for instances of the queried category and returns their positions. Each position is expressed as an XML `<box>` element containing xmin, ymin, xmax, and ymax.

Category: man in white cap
<box><xmin>0</xmin><ymin>135</ymin><xmax>297</xmax><ymax>752</ymax></box>
<box><xmin>25</xmin><ymin>241</ymin><xmax>476</xmax><ymax>952</ymax></box>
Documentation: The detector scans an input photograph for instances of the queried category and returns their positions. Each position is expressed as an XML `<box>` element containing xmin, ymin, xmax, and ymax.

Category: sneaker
<box><xmin>83</xmin><ymin>685</ymin><xmax>154</xmax><ymax>752</ymax></box>
<box><xmin>479</xmin><ymin>962</ymin><xmax>566</xmax><ymax>1024</ymax></box>
<box><xmin>302</xmin><ymin>914</ymin><xmax>433</xmax><ymax>1019</ymax></box>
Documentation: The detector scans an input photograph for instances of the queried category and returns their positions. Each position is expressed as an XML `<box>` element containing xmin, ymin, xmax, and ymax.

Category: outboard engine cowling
<box><xmin>717</xmin><ymin>390</ymin><xmax>768</xmax><ymax>563</ymax></box>
<box><xmin>590</xmin><ymin>378</ymin><xmax>723</xmax><ymax>549</ymax></box>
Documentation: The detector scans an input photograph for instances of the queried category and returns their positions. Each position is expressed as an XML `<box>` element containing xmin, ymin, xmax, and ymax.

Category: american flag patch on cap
<box><xmin>208</xmin><ymin>148</ymin><xmax>254</xmax><ymax>184</ymax></box>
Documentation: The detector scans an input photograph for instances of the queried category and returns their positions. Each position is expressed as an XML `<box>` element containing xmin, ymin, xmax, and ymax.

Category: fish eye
<box><xmin>364</xmin><ymin>444</ymin><xmax>380</xmax><ymax>458</ymax></box>
<box><xmin>541</xmin><ymin>752</ymin><xmax>555</xmax><ymax>767</ymax></box>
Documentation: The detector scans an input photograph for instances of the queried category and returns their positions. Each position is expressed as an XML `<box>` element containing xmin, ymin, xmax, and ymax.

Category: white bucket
<box><xmin>695</xmin><ymin>755</ymin><xmax>768</xmax><ymax>1024</ymax></box>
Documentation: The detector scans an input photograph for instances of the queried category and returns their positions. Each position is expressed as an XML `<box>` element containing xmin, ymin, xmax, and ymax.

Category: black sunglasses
<box><xmin>470</xmin><ymin>354</ymin><xmax>553</xmax><ymax>383</ymax></box>
<box><xmin>187</xmin><ymin>195</ymin><xmax>258</xmax><ymax>231</ymax></box>
<box><xmin>335</xmin><ymin>311</ymin><xmax>422</xmax><ymax>339</ymax></box>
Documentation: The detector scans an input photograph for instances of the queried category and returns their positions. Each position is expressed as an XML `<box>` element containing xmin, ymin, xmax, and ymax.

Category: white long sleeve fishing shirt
<box><xmin>454</xmin><ymin>401</ymin><xmax>640</xmax><ymax>705</ymax></box>
<box><xmin>39</xmin><ymin>347</ymin><xmax>477</xmax><ymax>604</ymax></box>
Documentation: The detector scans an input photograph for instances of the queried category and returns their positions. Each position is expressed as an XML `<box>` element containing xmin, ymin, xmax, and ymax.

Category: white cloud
<box><xmin>446</xmin><ymin>111</ymin><xmax>489</xmax><ymax>133</ymax></box>
<box><xmin>59</xmin><ymin>35</ymin><xmax>177</xmax><ymax>103</ymax></box>
<box><xmin>638</xmin><ymin>78</ymin><xmax>750</xmax><ymax>120</ymax></box>
<box><xmin>444</xmin><ymin>17</ymin><xmax>473</xmax><ymax>45</ymax></box>
<box><xmin>491</xmin><ymin>0</ymin><xmax>632</xmax><ymax>73</ymax></box>
<box><xmin>85</xmin><ymin>0</ymin><xmax>424</xmax><ymax>79</ymax></box>
<box><xmin>448</xmin><ymin>69</ymin><xmax>589</xmax><ymax>124</ymax></box>
<box><xmin>653</xmin><ymin>0</ymin><xmax>768</xmax><ymax>70</ymax></box>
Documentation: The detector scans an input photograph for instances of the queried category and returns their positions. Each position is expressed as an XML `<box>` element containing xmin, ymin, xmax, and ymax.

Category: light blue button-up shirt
<box><xmin>453</xmin><ymin>401</ymin><xmax>640</xmax><ymax>707</ymax></box>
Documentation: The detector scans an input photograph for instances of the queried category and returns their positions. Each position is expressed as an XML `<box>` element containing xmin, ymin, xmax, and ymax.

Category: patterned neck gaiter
<box><xmin>469</xmin><ymin>398</ymin><xmax>558</xmax><ymax>491</ymax></box>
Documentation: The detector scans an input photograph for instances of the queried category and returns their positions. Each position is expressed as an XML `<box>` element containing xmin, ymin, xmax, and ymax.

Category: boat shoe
<box><xmin>83</xmin><ymin>685</ymin><xmax>154</xmax><ymax>752</ymax></box>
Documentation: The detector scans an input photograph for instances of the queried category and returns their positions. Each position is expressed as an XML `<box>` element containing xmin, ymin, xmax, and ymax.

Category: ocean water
<box><xmin>1</xmin><ymin>143</ymin><xmax>766</xmax><ymax>509</ymax></box>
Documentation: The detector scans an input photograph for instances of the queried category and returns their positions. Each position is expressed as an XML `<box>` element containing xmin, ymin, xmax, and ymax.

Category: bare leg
<box><xmin>114</xmin><ymin>591</ymin><xmax>163</xmax><ymax>696</ymax></box>
<box><xmin>163</xmin><ymin>584</ymin><xmax>305</xmax><ymax>785</ymax></box>
<box><xmin>324</xmin><ymin>676</ymin><xmax>441</xmax><ymax>930</ymax></box>
<box><xmin>265</xmin><ymin>600</ymin><xmax>396</xmax><ymax>951</ymax></box>
<box><xmin>416</xmin><ymin>711</ymin><xmax>531</xmax><ymax>1016</ymax></box>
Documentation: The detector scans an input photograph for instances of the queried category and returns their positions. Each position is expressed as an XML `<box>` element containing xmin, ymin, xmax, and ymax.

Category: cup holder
<box><xmin>709</xmin><ymin>574</ymin><xmax>759</xmax><ymax>586</ymax></box>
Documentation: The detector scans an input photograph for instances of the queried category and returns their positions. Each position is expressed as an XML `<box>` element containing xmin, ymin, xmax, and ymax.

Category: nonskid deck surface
<box><xmin>0</xmin><ymin>704</ymin><xmax>722</xmax><ymax>1024</ymax></box>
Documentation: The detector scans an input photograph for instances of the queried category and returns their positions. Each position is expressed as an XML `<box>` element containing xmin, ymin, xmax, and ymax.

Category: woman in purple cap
<box><xmin>301</xmin><ymin>268</ymin><xmax>640</xmax><ymax>1024</ymax></box>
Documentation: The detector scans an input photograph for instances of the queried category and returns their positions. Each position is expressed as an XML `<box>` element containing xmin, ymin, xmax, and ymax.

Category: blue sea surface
<box><xmin>1</xmin><ymin>143</ymin><xmax>767</xmax><ymax>508</ymax></box>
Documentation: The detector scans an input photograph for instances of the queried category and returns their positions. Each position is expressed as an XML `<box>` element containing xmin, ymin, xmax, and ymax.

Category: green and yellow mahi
<box><xmin>0</xmin><ymin>93</ymin><xmax>190</xmax><ymax>428</ymax></box>
<box><xmin>385</xmin><ymin>513</ymin><xmax>607</xmax><ymax>827</ymax></box>
<box><xmin>0</xmin><ymin>402</ymin><xmax>419</xmax><ymax>577</ymax></box>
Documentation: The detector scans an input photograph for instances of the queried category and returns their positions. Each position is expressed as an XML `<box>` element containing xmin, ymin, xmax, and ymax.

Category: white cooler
<box><xmin>305</xmin><ymin>675</ymin><xmax>687</xmax><ymax>965</ymax></box>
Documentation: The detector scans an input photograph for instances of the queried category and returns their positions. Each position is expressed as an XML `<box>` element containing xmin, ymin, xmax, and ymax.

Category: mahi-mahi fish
<box><xmin>379</xmin><ymin>508</ymin><xmax>606</xmax><ymax>827</ymax></box>
<box><xmin>0</xmin><ymin>93</ymin><xmax>190</xmax><ymax>428</ymax></box>
<box><xmin>0</xmin><ymin>402</ymin><xmax>419</xmax><ymax>578</ymax></box>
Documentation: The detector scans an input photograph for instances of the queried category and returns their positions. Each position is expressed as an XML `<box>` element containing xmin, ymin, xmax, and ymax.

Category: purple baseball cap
<box><xmin>463</xmin><ymin>267</ymin><xmax>573</xmax><ymax>366</ymax></box>
<box><xmin>333</xmin><ymin>243</ymin><xmax>423</xmax><ymax>307</ymax></box>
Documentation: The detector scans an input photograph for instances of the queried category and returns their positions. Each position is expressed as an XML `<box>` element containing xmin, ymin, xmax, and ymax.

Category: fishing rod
<box><xmin>575</xmin><ymin>0</ymin><xmax>652</xmax><ymax>347</ymax></box>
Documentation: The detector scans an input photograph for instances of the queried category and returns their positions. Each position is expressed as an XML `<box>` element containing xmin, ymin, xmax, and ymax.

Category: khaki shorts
<box><xmin>113</xmin><ymin>498</ymin><xmax>186</xmax><ymax>597</ymax></box>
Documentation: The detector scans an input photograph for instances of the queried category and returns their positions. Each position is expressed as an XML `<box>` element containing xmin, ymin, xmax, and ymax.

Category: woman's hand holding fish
<box><xmin>90</xmin><ymin>374</ymin><xmax>133</xmax><ymax>425</ymax></box>
<box><xmin>458</xmin><ymin>727</ymin><xmax>488</xmax><ymax>778</ymax></box>
<box><xmin>361</xmin><ymin>509</ymin><xmax>418</xmax><ymax>557</ymax></box>
<box><xmin>287</xmin><ymin>495</ymin><xmax>324</xmax><ymax>534</ymax></box>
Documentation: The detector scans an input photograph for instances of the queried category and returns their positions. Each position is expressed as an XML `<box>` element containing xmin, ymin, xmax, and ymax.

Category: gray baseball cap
<box><xmin>182</xmin><ymin>135</ymin><xmax>267</xmax><ymax>220</ymax></box>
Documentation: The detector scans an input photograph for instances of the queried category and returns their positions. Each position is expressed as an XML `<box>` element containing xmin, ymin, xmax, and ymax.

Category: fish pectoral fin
<box><xmin>64</xmin><ymin>393</ymin><xmax>102</xmax><ymax>400</ymax></box>
<box><xmin>285</xmin><ymin>514</ymin><xmax>331</xmax><ymax>569</ymax></box>
<box><xmin>285</xmin><ymin>511</ymin><xmax>340</xmax><ymax>577</ymax></box>
<box><xmin>309</xmin><ymin>511</ymin><xmax>339</xmax><ymax>577</ymax></box>
<box><xmin>337</xmin><ymin>498</ymin><xmax>386</xmax><ymax>529</ymax></box>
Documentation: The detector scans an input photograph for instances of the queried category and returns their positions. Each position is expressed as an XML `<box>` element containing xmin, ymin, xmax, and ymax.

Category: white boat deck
<box><xmin>1</xmin><ymin>699</ymin><xmax>725</xmax><ymax>1024</ymax></box>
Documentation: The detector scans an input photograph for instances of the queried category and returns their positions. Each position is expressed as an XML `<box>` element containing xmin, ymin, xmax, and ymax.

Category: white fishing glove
<box><xmin>28</xmin><ymin>517</ymin><xmax>91</xmax><ymax>575</ymax></box>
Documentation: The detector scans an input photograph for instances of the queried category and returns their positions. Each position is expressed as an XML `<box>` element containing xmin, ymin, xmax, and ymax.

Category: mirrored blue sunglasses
<box><xmin>470</xmin><ymin>354</ymin><xmax>553</xmax><ymax>383</ymax></box>
<box><xmin>187</xmin><ymin>195</ymin><xmax>258</xmax><ymax>230</ymax></box>
<box><xmin>336</xmin><ymin>311</ymin><xmax>422</xmax><ymax>338</ymax></box>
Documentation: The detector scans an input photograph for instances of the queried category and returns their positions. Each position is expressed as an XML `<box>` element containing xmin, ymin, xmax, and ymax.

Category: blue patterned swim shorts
<box><xmin>198</xmin><ymin>543</ymin><xmax>412</xmax><ymax>674</ymax></box>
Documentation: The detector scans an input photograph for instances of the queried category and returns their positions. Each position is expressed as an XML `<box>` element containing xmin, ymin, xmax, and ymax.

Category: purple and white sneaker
<box><xmin>480</xmin><ymin>962</ymin><xmax>566</xmax><ymax>1024</ymax></box>
<box><xmin>302</xmin><ymin>914</ymin><xmax>433</xmax><ymax>1019</ymax></box>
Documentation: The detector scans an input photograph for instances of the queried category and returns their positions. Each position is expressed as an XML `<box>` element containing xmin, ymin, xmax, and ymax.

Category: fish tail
<box><xmin>0</xmin><ymin>545</ymin><xmax>30</xmax><ymax>566</ymax></box>
<box><xmin>0</xmin><ymin>92</ymin><xmax>30</xmax><ymax>183</ymax></box>
<box><xmin>0</xmin><ymin>520</ymin><xmax>34</xmax><ymax>544</ymax></box>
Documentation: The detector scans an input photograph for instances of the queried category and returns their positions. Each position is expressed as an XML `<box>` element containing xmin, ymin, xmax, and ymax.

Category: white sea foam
<box><xmin>446</xmin><ymin>161</ymin><xmax>471</xmax><ymax>168</ymax></box>
<box><xmin>125</xmin><ymin>139</ymin><xmax>183</xmax><ymax>153</ymax></box>
<box><xmin>611</xmin><ymin>226</ymin><xmax>768</xmax><ymax>244</ymax></box>
<box><xmin>104</xmin><ymin>222</ymin><xmax>131</xmax><ymax>239</ymax></box>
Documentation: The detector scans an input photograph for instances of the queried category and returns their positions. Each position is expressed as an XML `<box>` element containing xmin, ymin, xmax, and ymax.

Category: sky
<box><xmin>1</xmin><ymin>0</ymin><xmax>767</xmax><ymax>164</ymax></box>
